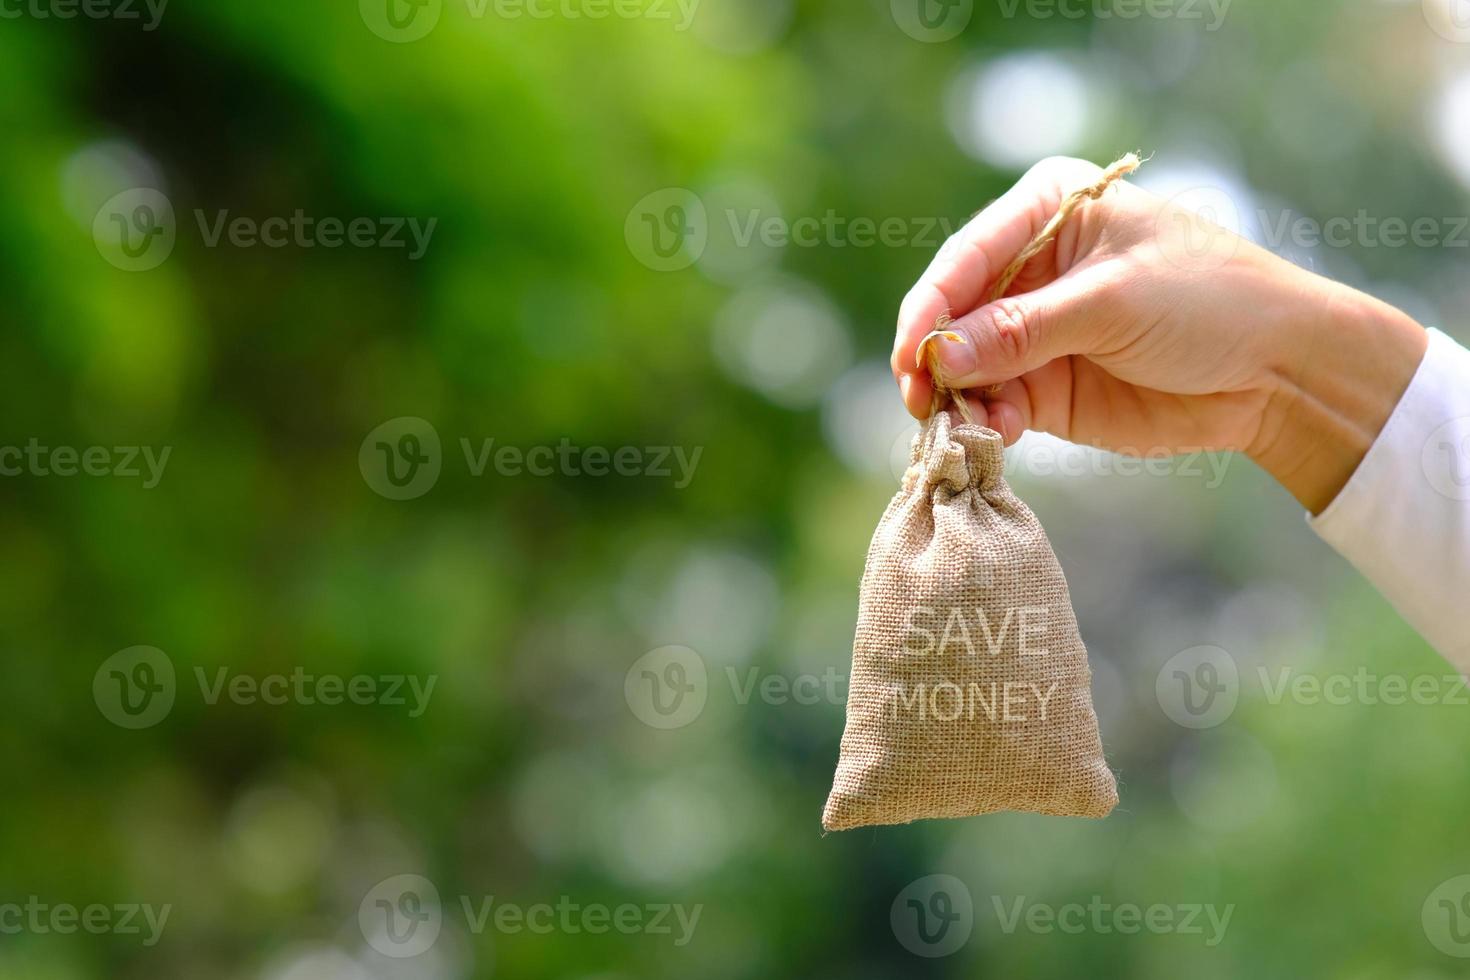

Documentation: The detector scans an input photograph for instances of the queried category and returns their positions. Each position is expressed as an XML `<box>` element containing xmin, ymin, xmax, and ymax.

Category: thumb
<box><xmin>924</xmin><ymin>271</ymin><xmax>1115</xmax><ymax>389</ymax></box>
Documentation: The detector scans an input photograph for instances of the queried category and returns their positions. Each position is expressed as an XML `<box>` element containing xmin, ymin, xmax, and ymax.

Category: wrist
<box><xmin>1249</xmin><ymin>275</ymin><xmax>1428</xmax><ymax>515</ymax></box>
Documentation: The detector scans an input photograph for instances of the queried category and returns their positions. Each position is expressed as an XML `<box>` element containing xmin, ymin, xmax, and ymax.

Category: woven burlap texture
<box><xmin>822</xmin><ymin>412</ymin><xmax>1116</xmax><ymax>831</ymax></box>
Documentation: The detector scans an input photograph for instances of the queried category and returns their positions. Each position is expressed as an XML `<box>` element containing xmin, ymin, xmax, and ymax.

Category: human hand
<box><xmin>891</xmin><ymin>156</ymin><xmax>1429</xmax><ymax>513</ymax></box>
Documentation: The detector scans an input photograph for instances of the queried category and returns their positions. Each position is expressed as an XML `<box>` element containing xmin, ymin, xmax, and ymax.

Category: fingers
<box><xmin>940</xmin><ymin>360</ymin><xmax>1075</xmax><ymax>447</ymax></box>
<box><xmin>899</xmin><ymin>372</ymin><xmax>935</xmax><ymax>420</ymax></box>
<box><xmin>897</xmin><ymin>281</ymin><xmax>950</xmax><ymax>418</ymax></box>
<box><xmin>923</xmin><ymin>269</ymin><xmax>1115</xmax><ymax>392</ymax></box>
<box><xmin>892</xmin><ymin>157</ymin><xmax>1106</xmax><ymax>408</ymax></box>
<box><xmin>948</xmin><ymin>392</ymin><xmax>1022</xmax><ymax>444</ymax></box>
<box><xmin>984</xmin><ymin>396</ymin><xmax>1026</xmax><ymax>446</ymax></box>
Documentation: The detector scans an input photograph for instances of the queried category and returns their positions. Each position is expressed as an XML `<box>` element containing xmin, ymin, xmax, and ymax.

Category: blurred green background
<box><xmin>5</xmin><ymin>0</ymin><xmax>1470</xmax><ymax>976</ymax></box>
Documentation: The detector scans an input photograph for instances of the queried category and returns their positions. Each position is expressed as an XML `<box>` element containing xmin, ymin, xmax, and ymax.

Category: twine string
<box><xmin>917</xmin><ymin>152</ymin><xmax>1143</xmax><ymax>423</ymax></box>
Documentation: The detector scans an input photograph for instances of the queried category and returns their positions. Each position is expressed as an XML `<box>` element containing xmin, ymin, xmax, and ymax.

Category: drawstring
<box><xmin>916</xmin><ymin>152</ymin><xmax>1144</xmax><ymax>422</ymax></box>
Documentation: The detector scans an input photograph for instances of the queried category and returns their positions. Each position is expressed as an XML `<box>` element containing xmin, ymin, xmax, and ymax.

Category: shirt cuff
<box><xmin>1309</xmin><ymin>328</ymin><xmax>1470</xmax><ymax>670</ymax></box>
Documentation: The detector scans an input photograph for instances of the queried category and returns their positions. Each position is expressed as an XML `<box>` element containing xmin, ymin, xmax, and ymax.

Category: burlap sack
<box><xmin>822</xmin><ymin>412</ymin><xmax>1116</xmax><ymax>830</ymax></box>
<box><xmin>822</xmin><ymin>154</ymin><xmax>1142</xmax><ymax>832</ymax></box>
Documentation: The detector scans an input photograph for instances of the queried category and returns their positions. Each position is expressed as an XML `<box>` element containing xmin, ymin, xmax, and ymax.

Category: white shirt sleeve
<box><xmin>1309</xmin><ymin>328</ymin><xmax>1470</xmax><ymax>670</ymax></box>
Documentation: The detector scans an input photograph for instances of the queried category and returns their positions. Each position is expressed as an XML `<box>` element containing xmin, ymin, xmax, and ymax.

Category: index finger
<box><xmin>891</xmin><ymin>158</ymin><xmax>1103</xmax><ymax>400</ymax></box>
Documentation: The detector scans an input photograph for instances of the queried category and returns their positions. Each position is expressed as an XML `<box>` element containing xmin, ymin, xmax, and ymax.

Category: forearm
<box><xmin>1250</xmin><ymin>275</ymin><xmax>1429</xmax><ymax>515</ymax></box>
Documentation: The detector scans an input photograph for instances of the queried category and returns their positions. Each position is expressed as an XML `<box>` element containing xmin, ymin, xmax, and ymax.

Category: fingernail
<box><xmin>935</xmin><ymin>333</ymin><xmax>975</xmax><ymax>378</ymax></box>
<box><xmin>899</xmin><ymin>374</ymin><xmax>914</xmax><ymax>405</ymax></box>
